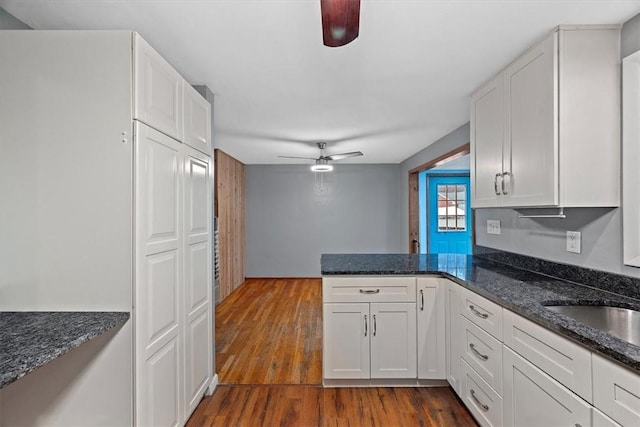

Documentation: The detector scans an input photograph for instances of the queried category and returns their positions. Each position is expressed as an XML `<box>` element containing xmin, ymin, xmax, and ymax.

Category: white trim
<box><xmin>206</xmin><ymin>373</ymin><xmax>219</xmax><ymax>396</ymax></box>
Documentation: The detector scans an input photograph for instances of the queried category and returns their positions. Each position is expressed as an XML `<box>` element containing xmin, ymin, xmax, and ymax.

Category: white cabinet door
<box><xmin>323</xmin><ymin>303</ymin><xmax>370</xmax><ymax>379</ymax></box>
<box><xmin>503</xmin><ymin>347</ymin><xmax>591</xmax><ymax>427</ymax></box>
<box><xmin>134</xmin><ymin>34</ymin><xmax>182</xmax><ymax>141</ymax></box>
<box><xmin>370</xmin><ymin>303</ymin><xmax>417</xmax><ymax>379</ymax></box>
<box><xmin>471</xmin><ymin>75</ymin><xmax>504</xmax><ymax>208</ymax></box>
<box><xmin>183</xmin><ymin>147</ymin><xmax>212</xmax><ymax>419</ymax></box>
<box><xmin>417</xmin><ymin>278</ymin><xmax>445</xmax><ymax>379</ymax></box>
<box><xmin>593</xmin><ymin>353</ymin><xmax>640</xmax><ymax>426</ymax></box>
<box><xmin>135</xmin><ymin>122</ymin><xmax>183</xmax><ymax>427</ymax></box>
<box><xmin>504</xmin><ymin>32</ymin><xmax>558</xmax><ymax>207</ymax></box>
<box><xmin>183</xmin><ymin>82</ymin><xmax>211</xmax><ymax>155</ymax></box>
<box><xmin>445</xmin><ymin>280</ymin><xmax>462</xmax><ymax>395</ymax></box>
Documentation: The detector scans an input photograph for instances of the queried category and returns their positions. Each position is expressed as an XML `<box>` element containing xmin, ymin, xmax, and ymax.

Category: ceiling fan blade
<box><xmin>320</xmin><ymin>0</ymin><xmax>361</xmax><ymax>47</ymax></box>
<box><xmin>277</xmin><ymin>155</ymin><xmax>318</xmax><ymax>160</ymax></box>
<box><xmin>325</xmin><ymin>151</ymin><xmax>363</xmax><ymax>161</ymax></box>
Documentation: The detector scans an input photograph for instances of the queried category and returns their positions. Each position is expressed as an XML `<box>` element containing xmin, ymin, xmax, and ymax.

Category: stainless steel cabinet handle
<box><xmin>469</xmin><ymin>305</ymin><xmax>489</xmax><ymax>319</ymax></box>
<box><xmin>364</xmin><ymin>314</ymin><xmax>368</xmax><ymax>337</ymax></box>
<box><xmin>470</xmin><ymin>343</ymin><xmax>489</xmax><ymax>361</ymax></box>
<box><xmin>502</xmin><ymin>171</ymin><xmax>511</xmax><ymax>195</ymax></box>
<box><xmin>359</xmin><ymin>289</ymin><xmax>380</xmax><ymax>294</ymax></box>
<box><xmin>373</xmin><ymin>314</ymin><xmax>377</xmax><ymax>336</ymax></box>
<box><xmin>470</xmin><ymin>389</ymin><xmax>489</xmax><ymax>411</ymax></box>
<box><xmin>494</xmin><ymin>173</ymin><xmax>502</xmax><ymax>195</ymax></box>
<box><xmin>420</xmin><ymin>289</ymin><xmax>424</xmax><ymax>311</ymax></box>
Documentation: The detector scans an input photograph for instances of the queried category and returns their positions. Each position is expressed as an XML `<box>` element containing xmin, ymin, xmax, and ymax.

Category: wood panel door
<box><xmin>370</xmin><ymin>303</ymin><xmax>417</xmax><ymax>379</ymax></box>
<box><xmin>135</xmin><ymin>122</ymin><xmax>183</xmax><ymax>427</ymax></box>
<box><xmin>183</xmin><ymin>146</ymin><xmax>213</xmax><ymax>419</ymax></box>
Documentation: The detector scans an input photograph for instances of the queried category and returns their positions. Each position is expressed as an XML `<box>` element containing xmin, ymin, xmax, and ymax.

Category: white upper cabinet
<box><xmin>134</xmin><ymin>34</ymin><xmax>183</xmax><ymax>141</ymax></box>
<box><xmin>471</xmin><ymin>26</ymin><xmax>620</xmax><ymax>208</ymax></box>
<box><xmin>183</xmin><ymin>82</ymin><xmax>212</xmax><ymax>155</ymax></box>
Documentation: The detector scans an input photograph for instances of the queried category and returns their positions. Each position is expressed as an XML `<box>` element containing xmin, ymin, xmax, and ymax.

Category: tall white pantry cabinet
<box><xmin>0</xmin><ymin>31</ymin><xmax>214</xmax><ymax>426</ymax></box>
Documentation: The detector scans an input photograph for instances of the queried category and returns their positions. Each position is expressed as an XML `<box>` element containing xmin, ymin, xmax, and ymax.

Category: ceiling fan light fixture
<box><xmin>311</xmin><ymin>164</ymin><xmax>334</xmax><ymax>172</ymax></box>
<box><xmin>320</xmin><ymin>0</ymin><xmax>361</xmax><ymax>47</ymax></box>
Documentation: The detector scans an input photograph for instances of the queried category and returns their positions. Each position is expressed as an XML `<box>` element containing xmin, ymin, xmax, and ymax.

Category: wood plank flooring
<box><xmin>189</xmin><ymin>278</ymin><xmax>478</xmax><ymax>426</ymax></box>
<box><xmin>215</xmin><ymin>278</ymin><xmax>323</xmax><ymax>384</ymax></box>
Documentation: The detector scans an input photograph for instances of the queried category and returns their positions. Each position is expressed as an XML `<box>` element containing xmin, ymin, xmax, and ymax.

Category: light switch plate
<box><xmin>567</xmin><ymin>231</ymin><xmax>581</xmax><ymax>254</ymax></box>
<box><xmin>487</xmin><ymin>220</ymin><xmax>501</xmax><ymax>235</ymax></box>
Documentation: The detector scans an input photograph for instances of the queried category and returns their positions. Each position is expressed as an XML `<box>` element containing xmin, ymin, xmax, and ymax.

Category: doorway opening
<box><xmin>408</xmin><ymin>143</ymin><xmax>472</xmax><ymax>254</ymax></box>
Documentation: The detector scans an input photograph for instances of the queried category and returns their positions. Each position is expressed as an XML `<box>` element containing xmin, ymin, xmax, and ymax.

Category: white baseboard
<box><xmin>206</xmin><ymin>373</ymin><xmax>219</xmax><ymax>396</ymax></box>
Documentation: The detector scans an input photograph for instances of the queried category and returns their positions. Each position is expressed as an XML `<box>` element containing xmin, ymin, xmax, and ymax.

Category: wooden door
<box><xmin>182</xmin><ymin>146</ymin><xmax>213</xmax><ymax>419</ymax></box>
<box><xmin>134</xmin><ymin>34</ymin><xmax>182</xmax><ymax>141</ymax></box>
<box><xmin>183</xmin><ymin>81</ymin><xmax>211</xmax><ymax>155</ymax></box>
<box><xmin>323</xmin><ymin>303</ymin><xmax>370</xmax><ymax>379</ymax></box>
<box><xmin>417</xmin><ymin>278</ymin><xmax>446</xmax><ymax>379</ymax></box>
<box><xmin>504</xmin><ymin>32</ymin><xmax>558</xmax><ymax>207</ymax></box>
<box><xmin>471</xmin><ymin>75</ymin><xmax>504</xmax><ymax>208</ymax></box>
<box><xmin>135</xmin><ymin>122</ymin><xmax>183</xmax><ymax>426</ymax></box>
<box><xmin>370</xmin><ymin>303</ymin><xmax>417</xmax><ymax>379</ymax></box>
<box><xmin>503</xmin><ymin>347</ymin><xmax>591</xmax><ymax>427</ymax></box>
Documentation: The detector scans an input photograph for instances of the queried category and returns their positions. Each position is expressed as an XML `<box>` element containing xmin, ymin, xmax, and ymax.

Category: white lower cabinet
<box><xmin>417</xmin><ymin>277</ymin><xmax>446</xmax><ymax>379</ymax></box>
<box><xmin>323</xmin><ymin>302</ymin><xmax>416</xmax><ymax>380</ymax></box>
<box><xmin>503</xmin><ymin>346</ymin><xmax>591</xmax><ymax>427</ymax></box>
<box><xmin>445</xmin><ymin>279</ymin><xmax>462</xmax><ymax>395</ymax></box>
<box><xmin>593</xmin><ymin>353</ymin><xmax>640</xmax><ymax>426</ymax></box>
<box><xmin>461</xmin><ymin>359</ymin><xmax>503</xmax><ymax>427</ymax></box>
<box><xmin>593</xmin><ymin>408</ymin><xmax>623</xmax><ymax>427</ymax></box>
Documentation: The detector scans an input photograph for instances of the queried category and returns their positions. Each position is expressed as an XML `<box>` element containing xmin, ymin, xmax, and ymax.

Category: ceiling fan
<box><xmin>278</xmin><ymin>142</ymin><xmax>364</xmax><ymax>172</ymax></box>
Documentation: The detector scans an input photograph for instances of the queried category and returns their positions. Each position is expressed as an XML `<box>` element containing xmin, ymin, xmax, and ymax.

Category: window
<box><xmin>437</xmin><ymin>184</ymin><xmax>467</xmax><ymax>231</ymax></box>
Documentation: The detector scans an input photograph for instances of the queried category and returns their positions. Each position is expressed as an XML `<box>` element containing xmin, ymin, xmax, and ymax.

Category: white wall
<box><xmin>245</xmin><ymin>164</ymin><xmax>403</xmax><ymax>277</ymax></box>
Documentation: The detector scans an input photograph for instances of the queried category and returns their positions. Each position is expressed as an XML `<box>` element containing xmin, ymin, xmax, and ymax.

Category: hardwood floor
<box><xmin>215</xmin><ymin>278</ymin><xmax>323</xmax><ymax>384</ymax></box>
<box><xmin>188</xmin><ymin>278</ymin><xmax>478</xmax><ymax>426</ymax></box>
<box><xmin>186</xmin><ymin>385</ymin><xmax>477</xmax><ymax>427</ymax></box>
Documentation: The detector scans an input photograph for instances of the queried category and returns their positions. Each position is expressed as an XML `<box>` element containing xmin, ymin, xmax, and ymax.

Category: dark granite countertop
<box><xmin>0</xmin><ymin>311</ymin><xmax>130</xmax><ymax>389</ymax></box>
<box><xmin>321</xmin><ymin>253</ymin><xmax>640</xmax><ymax>373</ymax></box>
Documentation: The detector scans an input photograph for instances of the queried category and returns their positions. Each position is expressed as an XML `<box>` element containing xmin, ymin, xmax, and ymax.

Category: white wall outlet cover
<box><xmin>567</xmin><ymin>231</ymin><xmax>582</xmax><ymax>254</ymax></box>
<box><xmin>487</xmin><ymin>220</ymin><xmax>501</xmax><ymax>235</ymax></box>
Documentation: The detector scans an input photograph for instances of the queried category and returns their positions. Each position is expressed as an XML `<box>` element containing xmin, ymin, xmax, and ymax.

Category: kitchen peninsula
<box><xmin>321</xmin><ymin>250</ymin><xmax>640</xmax><ymax>426</ymax></box>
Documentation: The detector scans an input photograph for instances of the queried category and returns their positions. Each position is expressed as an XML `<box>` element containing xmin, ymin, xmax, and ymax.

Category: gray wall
<box><xmin>0</xmin><ymin>7</ymin><xmax>31</xmax><ymax>29</ymax></box>
<box><xmin>473</xmin><ymin>14</ymin><xmax>640</xmax><ymax>278</ymax></box>
<box><xmin>398</xmin><ymin>123</ymin><xmax>471</xmax><ymax>250</ymax></box>
<box><xmin>246</xmin><ymin>164</ymin><xmax>403</xmax><ymax>277</ymax></box>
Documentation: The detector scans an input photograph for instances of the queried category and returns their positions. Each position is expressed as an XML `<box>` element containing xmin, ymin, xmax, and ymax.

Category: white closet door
<box><xmin>135</xmin><ymin>122</ymin><xmax>183</xmax><ymax>427</ymax></box>
<box><xmin>183</xmin><ymin>146</ymin><xmax>213</xmax><ymax>418</ymax></box>
<box><xmin>134</xmin><ymin>34</ymin><xmax>182</xmax><ymax>141</ymax></box>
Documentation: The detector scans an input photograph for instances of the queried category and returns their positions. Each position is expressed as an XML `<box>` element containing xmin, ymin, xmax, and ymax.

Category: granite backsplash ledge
<box><xmin>473</xmin><ymin>245</ymin><xmax>640</xmax><ymax>301</ymax></box>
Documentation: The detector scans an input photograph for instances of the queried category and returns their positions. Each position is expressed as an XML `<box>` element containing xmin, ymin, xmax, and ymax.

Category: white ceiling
<box><xmin>3</xmin><ymin>1</ymin><xmax>640</xmax><ymax>165</ymax></box>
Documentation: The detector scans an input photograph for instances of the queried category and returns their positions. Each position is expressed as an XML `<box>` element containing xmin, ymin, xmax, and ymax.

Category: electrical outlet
<box><xmin>567</xmin><ymin>231</ymin><xmax>581</xmax><ymax>254</ymax></box>
<box><xmin>487</xmin><ymin>220</ymin><xmax>501</xmax><ymax>235</ymax></box>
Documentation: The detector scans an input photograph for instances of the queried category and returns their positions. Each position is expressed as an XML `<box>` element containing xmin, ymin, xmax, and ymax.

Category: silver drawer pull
<box><xmin>359</xmin><ymin>289</ymin><xmax>380</xmax><ymax>294</ymax></box>
<box><xmin>470</xmin><ymin>389</ymin><xmax>489</xmax><ymax>411</ymax></box>
<box><xmin>469</xmin><ymin>305</ymin><xmax>489</xmax><ymax>319</ymax></box>
<box><xmin>470</xmin><ymin>343</ymin><xmax>489</xmax><ymax>361</ymax></box>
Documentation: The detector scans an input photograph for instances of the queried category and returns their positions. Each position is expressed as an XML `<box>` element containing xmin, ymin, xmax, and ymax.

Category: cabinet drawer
<box><xmin>461</xmin><ymin>359</ymin><xmax>503</xmax><ymax>427</ymax></box>
<box><xmin>461</xmin><ymin>316</ymin><xmax>503</xmax><ymax>395</ymax></box>
<box><xmin>593</xmin><ymin>353</ymin><xmax>640</xmax><ymax>426</ymax></box>
<box><xmin>322</xmin><ymin>277</ymin><xmax>416</xmax><ymax>303</ymax></box>
<box><xmin>593</xmin><ymin>408</ymin><xmax>622</xmax><ymax>427</ymax></box>
<box><xmin>460</xmin><ymin>288</ymin><xmax>503</xmax><ymax>340</ymax></box>
<box><xmin>502</xmin><ymin>309</ymin><xmax>592</xmax><ymax>402</ymax></box>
